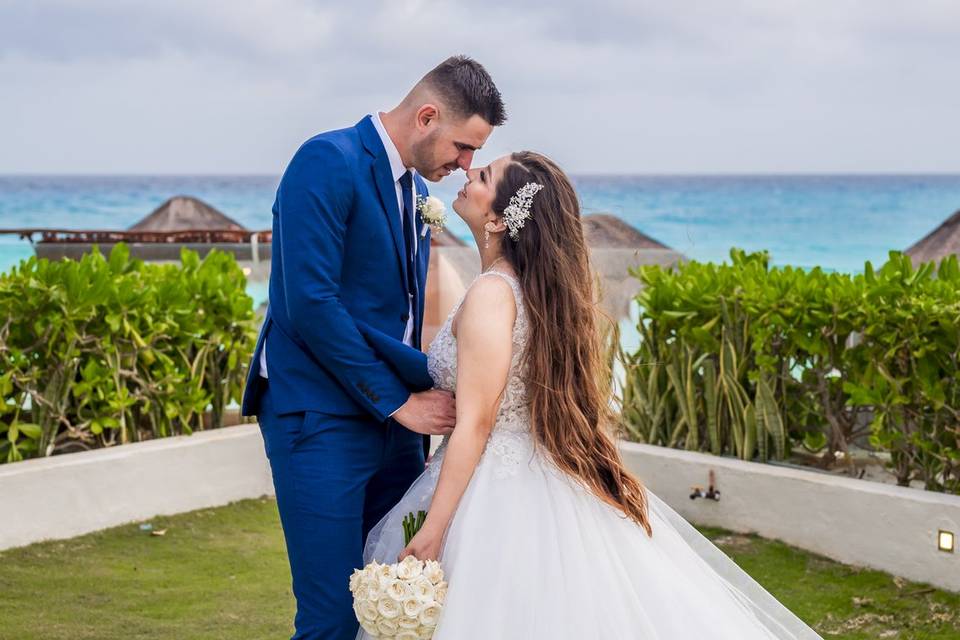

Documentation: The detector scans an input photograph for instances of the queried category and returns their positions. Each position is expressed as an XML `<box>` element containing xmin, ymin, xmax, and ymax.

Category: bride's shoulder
<box><xmin>452</xmin><ymin>272</ymin><xmax>518</xmax><ymax>336</ymax></box>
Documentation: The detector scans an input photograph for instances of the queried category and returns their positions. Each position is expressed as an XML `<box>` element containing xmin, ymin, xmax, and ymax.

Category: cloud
<box><xmin>0</xmin><ymin>0</ymin><xmax>338</xmax><ymax>61</ymax></box>
<box><xmin>1</xmin><ymin>0</ymin><xmax>958</xmax><ymax>173</ymax></box>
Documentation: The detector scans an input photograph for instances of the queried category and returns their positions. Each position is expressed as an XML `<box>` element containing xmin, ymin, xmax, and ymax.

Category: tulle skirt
<box><xmin>360</xmin><ymin>436</ymin><xmax>822</xmax><ymax>639</ymax></box>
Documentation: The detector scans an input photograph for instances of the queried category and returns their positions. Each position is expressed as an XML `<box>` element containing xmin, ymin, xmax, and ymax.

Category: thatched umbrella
<box><xmin>423</xmin><ymin>231</ymin><xmax>469</xmax><ymax>346</ymax></box>
<box><xmin>906</xmin><ymin>209</ymin><xmax>960</xmax><ymax>265</ymax></box>
<box><xmin>582</xmin><ymin>213</ymin><xmax>670</xmax><ymax>249</ymax></box>
<box><xmin>581</xmin><ymin>213</ymin><xmax>684</xmax><ymax>317</ymax></box>
<box><xmin>430</xmin><ymin>230</ymin><xmax>467</xmax><ymax>248</ymax></box>
<box><xmin>129</xmin><ymin>195</ymin><xmax>245</xmax><ymax>232</ymax></box>
<box><xmin>423</xmin><ymin>213</ymin><xmax>685</xmax><ymax>342</ymax></box>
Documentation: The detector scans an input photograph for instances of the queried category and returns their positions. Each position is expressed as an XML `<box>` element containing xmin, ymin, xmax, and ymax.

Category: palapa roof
<box><xmin>430</xmin><ymin>230</ymin><xmax>468</xmax><ymax>247</ymax></box>
<box><xmin>429</xmin><ymin>213</ymin><xmax>670</xmax><ymax>250</ymax></box>
<box><xmin>129</xmin><ymin>195</ymin><xmax>245</xmax><ymax>232</ymax></box>
<box><xmin>581</xmin><ymin>213</ymin><xmax>670</xmax><ymax>249</ymax></box>
<box><xmin>905</xmin><ymin>209</ymin><xmax>960</xmax><ymax>264</ymax></box>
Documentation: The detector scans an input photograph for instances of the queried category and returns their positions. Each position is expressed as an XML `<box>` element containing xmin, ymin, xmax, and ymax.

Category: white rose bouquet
<box><xmin>350</xmin><ymin>511</ymin><xmax>447</xmax><ymax>638</ymax></box>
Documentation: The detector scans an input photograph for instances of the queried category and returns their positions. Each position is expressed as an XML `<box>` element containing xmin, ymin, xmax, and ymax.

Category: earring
<box><xmin>484</xmin><ymin>228</ymin><xmax>490</xmax><ymax>249</ymax></box>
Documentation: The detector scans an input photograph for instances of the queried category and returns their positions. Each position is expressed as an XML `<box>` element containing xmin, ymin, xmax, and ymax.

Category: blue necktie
<box><xmin>399</xmin><ymin>171</ymin><xmax>418</xmax><ymax>344</ymax></box>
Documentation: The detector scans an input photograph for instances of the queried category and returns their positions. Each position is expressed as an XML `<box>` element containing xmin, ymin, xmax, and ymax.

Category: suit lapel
<box><xmin>416</xmin><ymin>226</ymin><xmax>430</xmax><ymax>346</ymax></box>
<box><xmin>357</xmin><ymin>116</ymin><xmax>409</xmax><ymax>288</ymax></box>
<box><xmin>412</xmin><ymin>175</ymin><xmax>431</xmax><ymax>348</ymax></box>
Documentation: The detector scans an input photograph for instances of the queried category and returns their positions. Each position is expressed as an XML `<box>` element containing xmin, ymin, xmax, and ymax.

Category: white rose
<box><xmin>416</xmin><ymin>625</ymin><xmax>435</xmax><ymax>640</ymax></box>
<box><xmin>360</xmin><ymin>620</ymin><xmax>379</xmax><ymax>636</ymax></box>
<box><xmin>433</xmin><ymin>583</ymin><xmax>447</xmax><ymax>605</ymax></box>
<box><xmin>385</xmin><ymin>578</ymin><xmax>412</xmax><ymax>602</ymax></box>
<box><xmin>402</xmin><ymin>597</ymin><xmax>424</xmax><ymax>618</ymax></box>
<box><xmin>377</xmin><ymin>563</ymin><xmax>398</xmax><ymax>580</ymax></box>
<box><xmin>377</xmin><ymin>564</ymin><xmax>398</xmax><ymax>590</ymax></box>
<box><xmin>422</xmin><ymin>560</ymin><xmax>444</xmax><ymax>585</ymax></box>
<box><xmin>349</xmin><ymin>568</ymin><xmax>363</xmax><ymax>592</ymax></box>
<box><xmin>397</xmin><ymin>615</ymin><xmax>420</xmax><ymax>629</ymax></box>
<box><xmin>377</xmin><ymin>596</ymin><xmax>402</xmax><ymax>620</ymax></box>
<box><xmin>395</xmin><ymin>631</ymin><xmax>420</xmax><ymax>640</ymax></box>
<box><xmin>396</xmin><ymin>555</ymin><xmax>424</xmax><ymax>580</ymax></box>
<box><xmin>359</xmin><ymin>600</ymin><xmax>380</xmax><ymax>623</ymax></box>
<box><xmin>411</xmin><ymin>576</ymin><xmax>435</xmax><ymax>603</ymax></box>
<box><xmin>419</xmin><ymin>603</ymin><xmax>442</xmax><ymax>626</ymax></box>
<box><xmin>376</xmin><ymin>618</ymin><xmax>400</xmax><ymax>637</ymax></box>
<box><xmin>352</xmin><ymin>584</ymin><xmax>369</xmax><ymax>603</ymax></box>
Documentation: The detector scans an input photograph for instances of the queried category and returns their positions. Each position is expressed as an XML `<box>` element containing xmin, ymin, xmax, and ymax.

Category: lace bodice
<box><xmin>426</xmin><ymin>269</ymin><xmax>534</xmax><ymax>479</ymax></box>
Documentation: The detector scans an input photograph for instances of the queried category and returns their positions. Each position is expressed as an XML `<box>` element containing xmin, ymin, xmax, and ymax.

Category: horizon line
<box><xmin>2</xmin><ymin>171</ymin><xmax>960</xmax><ymax>179</ymax></box>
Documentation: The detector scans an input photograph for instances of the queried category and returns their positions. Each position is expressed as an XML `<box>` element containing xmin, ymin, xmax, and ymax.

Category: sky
<box><xmin>2</xmin><ymin>0</ymin><xmax>959</xmax><ymax>175</ymax></box>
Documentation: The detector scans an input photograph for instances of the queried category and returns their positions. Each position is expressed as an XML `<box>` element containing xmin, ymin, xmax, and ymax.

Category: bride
<box><xmin>360</xmin><ymin>151</ymin><xmax>822</xmax><ymax>639</ymax></box>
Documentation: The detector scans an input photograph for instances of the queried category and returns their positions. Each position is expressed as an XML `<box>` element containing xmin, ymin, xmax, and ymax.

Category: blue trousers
<box><xmin>257</xmin><ymin>384</ymin><xmax>425</xmax><ymax>640</ymax></box>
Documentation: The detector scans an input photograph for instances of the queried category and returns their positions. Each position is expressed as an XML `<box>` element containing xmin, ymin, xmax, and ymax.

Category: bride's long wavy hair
<box><xmin>492</xmin><ymin>151</ymin><xmax>652</xmax><ymax>536</ymax></box>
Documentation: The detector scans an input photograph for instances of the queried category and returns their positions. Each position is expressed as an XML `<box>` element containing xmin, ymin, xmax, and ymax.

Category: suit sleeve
<box><xmin>277</xmin><ymin>138</ymin><xmax>410</xmax><ymax>422</ymax></box>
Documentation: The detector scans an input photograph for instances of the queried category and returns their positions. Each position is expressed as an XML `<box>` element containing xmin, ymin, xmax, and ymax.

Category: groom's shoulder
<box><xmin>294</xmin><ymin>125</ymin><xmax>362</xmax><ymax>165</ymax></box>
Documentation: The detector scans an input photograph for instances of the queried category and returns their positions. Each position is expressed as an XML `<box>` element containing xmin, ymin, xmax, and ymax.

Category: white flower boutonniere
<box><xmin>416</xmin><ymin>195</ymin><xmax>447</xmax><ymax>237</ymax></box>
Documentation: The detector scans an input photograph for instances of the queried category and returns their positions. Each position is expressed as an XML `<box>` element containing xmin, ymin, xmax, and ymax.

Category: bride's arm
<box><xmin>398</xmin><ymin>276</ymin><xmax>516</xmax><ymax>561</ymax></box>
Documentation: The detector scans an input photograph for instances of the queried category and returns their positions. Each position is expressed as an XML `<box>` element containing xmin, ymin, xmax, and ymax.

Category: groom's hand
<box><xmin>392</xmin><ymin>390</ymin><xmax>456</xmax><ymax>436</ymax></box>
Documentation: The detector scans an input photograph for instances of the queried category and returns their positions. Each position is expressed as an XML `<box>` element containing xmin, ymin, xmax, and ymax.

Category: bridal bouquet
<box><xmin>350</xmin><ymin>511</ymin><xmax>447</xmax><ymax>638</ymax></box>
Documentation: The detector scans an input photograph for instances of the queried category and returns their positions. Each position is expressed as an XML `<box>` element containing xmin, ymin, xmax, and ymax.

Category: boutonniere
<box><xmin>416</xmin><ymin>195</ymin><xmax>447</xmax><ymax>238</ymax></box>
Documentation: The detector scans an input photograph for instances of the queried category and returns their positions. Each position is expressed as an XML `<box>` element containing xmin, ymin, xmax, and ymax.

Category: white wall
<box><xmin>0</xmin><ymin>424</ymin><xmax>274</xmax><ymax>551</ymax></box>
<box><xmin>619</xmin><ymin>441</ymin><xmax>960</xmax><ymax>592</ymax></box>
<box><xmin>2</xmin><ymin>426</ymin><xmax>958</xmax><ymax>593</ymax></box>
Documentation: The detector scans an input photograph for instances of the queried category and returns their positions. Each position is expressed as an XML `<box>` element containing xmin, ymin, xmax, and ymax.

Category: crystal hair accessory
<box><xmin>503</xmin><ymin>182</ymin><xmax>544</xmax><ymax>240</ymax></box>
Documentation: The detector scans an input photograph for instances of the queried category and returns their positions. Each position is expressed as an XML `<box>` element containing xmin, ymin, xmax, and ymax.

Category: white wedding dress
<box><xmin>360</xmin><ymin>270</ymin><xmax>822</xmax><ymax>639</ymax></box>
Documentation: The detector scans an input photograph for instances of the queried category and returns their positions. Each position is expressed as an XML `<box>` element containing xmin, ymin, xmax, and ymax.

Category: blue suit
<box><xmin>242</xmin><ymin>116</ymin><xmax>433</xmax><ymax>640</ymax></box>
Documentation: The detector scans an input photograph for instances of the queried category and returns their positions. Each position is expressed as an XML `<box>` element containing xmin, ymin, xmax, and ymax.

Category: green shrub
<box><xmin>0</xmin><ymin>244</ymin><xmax>257</xmax><ymax>463</ymax></box>
<box><xmin>621</xmin><ymin>249</ymin><xmax>960</xmax><ymax>493</ymax></box>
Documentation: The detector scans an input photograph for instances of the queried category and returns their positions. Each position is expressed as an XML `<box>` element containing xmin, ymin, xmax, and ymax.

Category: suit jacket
<box><xmin>242</xmin><ymin>115</ymin><xmax>432</xmax><ymax>422</ymax></box>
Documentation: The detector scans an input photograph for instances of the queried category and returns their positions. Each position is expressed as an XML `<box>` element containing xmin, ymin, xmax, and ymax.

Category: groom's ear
<box><xmin>416</xmin><ymin>104</ymin><xmax>440</xmax><ymax>130</ymax></box>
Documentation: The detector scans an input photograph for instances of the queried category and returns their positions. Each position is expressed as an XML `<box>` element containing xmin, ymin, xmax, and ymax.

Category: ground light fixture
<box><xmin>937</xmin><ymin>530</ymin><xmax>955</xmax><ymax>553</ymax></box>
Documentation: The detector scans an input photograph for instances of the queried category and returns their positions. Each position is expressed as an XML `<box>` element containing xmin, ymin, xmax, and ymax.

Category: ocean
<box><xmin>3</xmin><ymin>174</ymin><xmax>960</xmax><ymax>307</ymax></box>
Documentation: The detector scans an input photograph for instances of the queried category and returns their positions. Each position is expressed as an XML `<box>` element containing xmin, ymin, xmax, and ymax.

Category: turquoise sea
<box><xmin>2</xmin><ymin>174</ymin><xmax>960</xmax><ymax>287</ymax></box>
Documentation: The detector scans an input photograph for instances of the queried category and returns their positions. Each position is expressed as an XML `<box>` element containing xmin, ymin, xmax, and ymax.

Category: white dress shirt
<box><xmin>260</xmin><ymin>112</ymin><xmax>417</xmax><ymax>378</ymax></box>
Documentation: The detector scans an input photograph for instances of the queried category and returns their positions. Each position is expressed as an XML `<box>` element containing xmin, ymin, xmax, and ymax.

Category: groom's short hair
<box><xmin>420</xmin><ymin>55</ymin><xmax>507</xmax><ymax>127</ymax></box>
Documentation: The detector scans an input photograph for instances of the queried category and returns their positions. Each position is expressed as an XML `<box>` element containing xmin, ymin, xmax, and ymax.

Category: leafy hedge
<box><xmin>620</xmin><ymin>249</ymin><xmax>960</xmax><ymax>494</ymax></box>
<box><xmin>0</xmin><ymin>244</ymin><xmax>257</xmax><ymax>463</ymax></box>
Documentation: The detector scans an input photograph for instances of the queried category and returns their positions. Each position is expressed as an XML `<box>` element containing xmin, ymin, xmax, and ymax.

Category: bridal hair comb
<box><xmin>503</xmin><ymin>182</ymin><xmax>544</xmax><ymax>240</ymax></box>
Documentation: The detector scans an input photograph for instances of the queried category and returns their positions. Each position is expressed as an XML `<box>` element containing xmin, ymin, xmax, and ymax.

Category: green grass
<box><xmin>699</xmin><ymin>528</ymin><xmax>960</xmax><ymax>639</ymax></box>
<box><xmin>0</xmin><ymin>499</ymin><xmax>957</xmax><ymax>639</ymax></box>
<box><xmin>0</xmin><ymin>498</ymin><xmax>294</xmax><ymax>639</ymax></box>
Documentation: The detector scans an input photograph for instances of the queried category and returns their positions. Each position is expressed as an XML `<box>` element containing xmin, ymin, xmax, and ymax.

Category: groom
<box><xmin>241</xmin><ymin>56</ymin><xmax>506</xmax><ymax>640</ymax></box>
